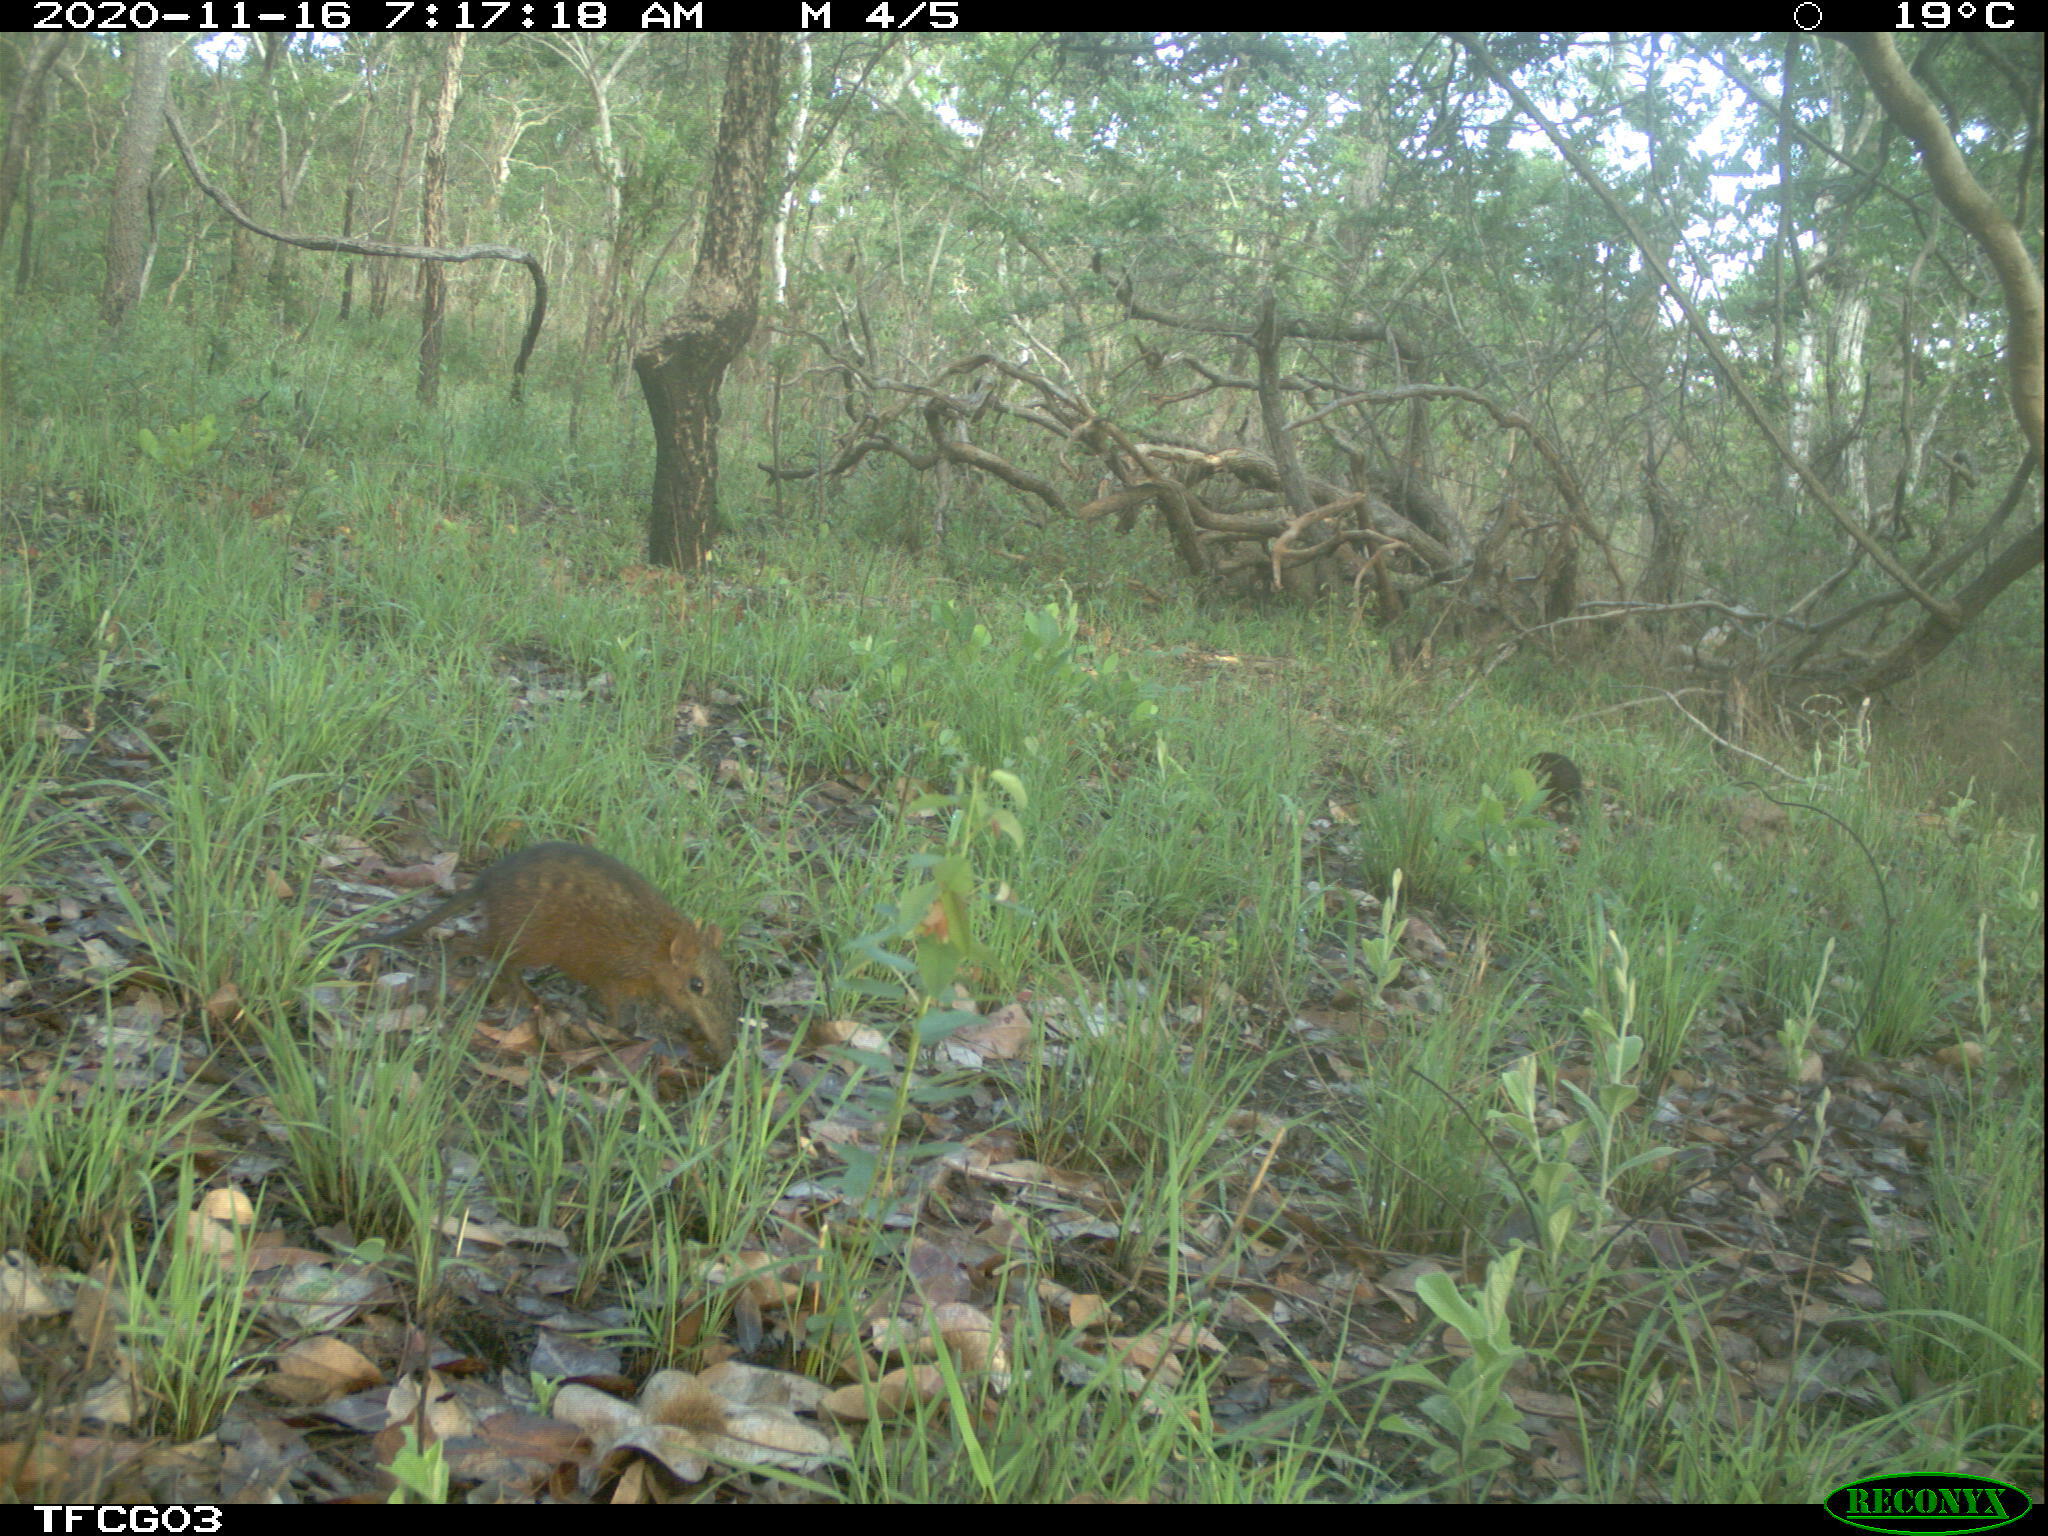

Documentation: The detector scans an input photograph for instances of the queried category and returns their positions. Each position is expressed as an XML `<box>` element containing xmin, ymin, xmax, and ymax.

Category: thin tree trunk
<box><xmin>416</xmin><ymin>35</ymin><xmax>466</xmax><ymax>406</ymax></box>
<box><xmin>339</xmin><ymin>74</ymin><xmax>375</xmax><ymax>318</ymax></box>
<box><xmin>0</xmin><ymin>36</ymin><xmax>66</xmax><ymax>260</ymax></box>
<box><xmin>370</xmin><ymin>78</ymin><xmax>419</xmax><ymax>319</ymax></box>
<box><xmin>102</xmin><ymin>36</ymin><xmax>174</xmax><ymax>327</ymax></box>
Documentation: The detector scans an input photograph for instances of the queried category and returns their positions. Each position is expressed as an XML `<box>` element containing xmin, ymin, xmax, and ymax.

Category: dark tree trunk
<box><xmin>634</xmin><ymin>35</ymin><xmax>781</xmax><ymax>570</ymax></box>
<box><xmin>1851</xmin><ymin>520</ymin><xmax>2045</xmax><ymax>696</ymax></box>
<box><xmin>338</xmin><ymin>64</ymin><xmax>376</xmax><ymax>320</ymax></box>
<box><xmin>1635</xmin><ymin>456</ymin><xmax>1686</xmax><ymax>625</ymax></box>
<box><xmin>0</xmin><ymin>36</ymin><xmax>65</xmax><ymax>262</ymax></box>
<box><xmin>416</xmin><ymin>36</ymin><xmax>465</xmax><ymax>406</ymax></box>
<box><xmin>101</xmin><ymin>36</ymin><xmax>174</xmax><ymax>327</ymax></box>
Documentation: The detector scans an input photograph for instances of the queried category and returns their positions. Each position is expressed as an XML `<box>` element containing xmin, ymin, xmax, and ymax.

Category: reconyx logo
<box><xmin>1824</xmin><ymin>1474</ymin><xmax>2031</xmax><ymax>1535</ymax></box>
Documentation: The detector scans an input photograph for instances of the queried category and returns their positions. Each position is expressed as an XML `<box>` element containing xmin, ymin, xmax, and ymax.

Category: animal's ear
<box><xmin>670</xmin><ymin>924</ymin><xmax>722</xmax><ymax>962</ymax></box>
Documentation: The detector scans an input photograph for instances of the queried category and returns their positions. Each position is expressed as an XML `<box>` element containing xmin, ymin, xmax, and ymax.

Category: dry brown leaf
<box><xmin>0</xmin><ymin>1436</ymin><xmax>149</xmax><ymax>1499</ymax></box>
<box><xmin>954</xmin><ymin>1004</ymin><xmax>1033</xmax><ymax>1058</ymax></box>
<box><xmin>696</xmin><ymin>1360</ymin><xmax>832</xmax><ymax>1414</ymax></box>
<box><xmin>0</xmin><ymin>1253</ymin><xmax>62</xmax><ymax>1319</ymax></box>
<box><xmin>1399</xmin><ymin>916</ymin><xmax>1450</xmax><ymax>963</ymax></box>
<box><xmin>553</xmin><ymin>1383</ymin><xmax>640</xmax><ymax>1437</ymax></box>
<box><xmin>268</xmin><ymin>1336</ymin><xmax>383</xmax><ymax>1404</ymax></box>
<box><xmin>64</xmin><ymin>1361</ymin><xmax>143</xmax><ymax>1427</ymax></box>
<box><xmin>1066</xmin><ymin>1293</ymin><xmax>1111</xmax><ymax>1329</ymax></box>
<box><xmin>927</xmin><ymin>1303</ymin><xmax>1005</xmax><ymax>1373</ymax></box>
<box><xmin>604</xmin><ymin>1423</ymin><xmax>710</xmax><ymax>1483</ymax></box>
<box><xmin>821</xmin><ymin>1365</ymin><xmax>946</xmax><ymax>1420</ymax></box>
<box><xmin>725</xmin><ymin>1252</ymin><xmax>799</xmax><ymax>1311</ymax></box>
<box><xmin>478</xmin><ymin>1411</ymin><xmax>590</xmax><ymax>1466</ymax></box>
<box><xmin>181</xmin><ymin>1190</ymin><xmax>264</xmax><ymax>1260</ymax></box>
<box><xmin>69</xmin><ymin>1272</ymin><xmax>124</xmax><ymax>1352</ymax></box>
<box><xmin>802</xmin><ymin>1017</ymin><xmax>866</xmax><ymax>1050</ymax></box>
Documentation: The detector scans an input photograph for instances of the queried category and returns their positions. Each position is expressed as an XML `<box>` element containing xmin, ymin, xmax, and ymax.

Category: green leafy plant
<box><xmin>849</xmin><ymin>764</ymin><xmax>1027</xmax><ymax>1042</ymax></box>
<box><xmin>1777</xmin><ymin>935</ymin><xmax>1833</xmax><ymax>1081</ymax></box>
<box><xmin>1382</xmin><ymin>1248</ymin><xmax>1533</xmax><ymax>1495</ymax></box>
<box><xmin>387</xmin><ymin>1425</ymin><xmax>451</xmax><ymax>1503</ymax></box>
<box><xmin>837</xmin><ymin>765</ymin><xmax>1028</xmax><ymax>1213</ymax></box>
<box><xmin>936</xmin><ymin>593</ymin><xmax>1162</xmax><ymax>760</ymax></box>
<box><xmin>1785</xmin><ymin>1085</ymin><xmax>1832</xmax><ymax>1204</ymax></box>
<box><xmin>527</xmin><ymin>1372</ymin><xmax>563</xmax><ymax>1415</ymax></box>
<box><xmin>1358</xmin><ymin>867</ymin><xmax>1407</xmax><ymax>1005</ymax></box>
<box><xmin>1435</xmin><ymin>769</ymin><xmax>1551</xmax><ymax>874</ymax></box>
<box><xmin>1490</xmin><ymin>930</ymin><xmax>1675</xmax><ymax>1265</ymax></box>
<box><xmin>136</xmin><ymin>415</ymin><xmax>220</xmax><ymax>476</ymax></box>
<box><xmin>1017</xmin><ymin>595</ymin><xmax>1161</xmax><ymax>745</ymax></box>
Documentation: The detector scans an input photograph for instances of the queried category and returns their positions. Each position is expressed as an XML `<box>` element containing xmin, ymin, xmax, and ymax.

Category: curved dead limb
<box><xmin>162</xmin><ymin>108</ymin><xmax>547</xmax><ymax>396</ymax></box>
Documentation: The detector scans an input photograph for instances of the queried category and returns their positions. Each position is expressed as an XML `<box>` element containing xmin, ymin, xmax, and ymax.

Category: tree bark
<box><xmin>0</xmin><ymin>36</ymin><xmax>66</xmax><ymax>261</ymax></box>
<box><xmin>417</xmin><ymin>36</ymin><xmax>466</xmax><ymax>407</ymax></box>
<box><xmin>634</xmin><ymin>35</ymin><xmax>782</xmax><ymax>570</ymax></box>
<box><xmin>338</xmin><ymin>59</ymin><xmax>377</xmax><ymax>319</ymax></box>
<box><xmin>1851</xmin><ymin>520</ymin><xmax>2045</xmax><ymax>696</ymax></box>
<box><xmin>101</xmin><ymin>36</ymin><xmax>174</xmax><ymax>327</ymax></box>
<box><xmin>370</xmin><ymin>78</ymin><xmax>419</xmax><ymax>319</ymax></box>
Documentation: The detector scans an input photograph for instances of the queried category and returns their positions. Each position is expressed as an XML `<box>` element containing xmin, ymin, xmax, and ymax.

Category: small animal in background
<box><xmin>1529</xmin><ymin>751</ymin><xmax>1584</xmax><ymax>813</ymax></box>
<box><xmin>374</xmin><ymin>842</ymin><xmax>738</xmax><ymax>1062</ymax></box>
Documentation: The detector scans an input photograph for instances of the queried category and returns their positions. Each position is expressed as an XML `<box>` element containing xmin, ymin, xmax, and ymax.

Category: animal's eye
<box><xmin>690</xmin><ymin>978</ymin><xmax>706</xmax><ymax>993</ymax></box>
